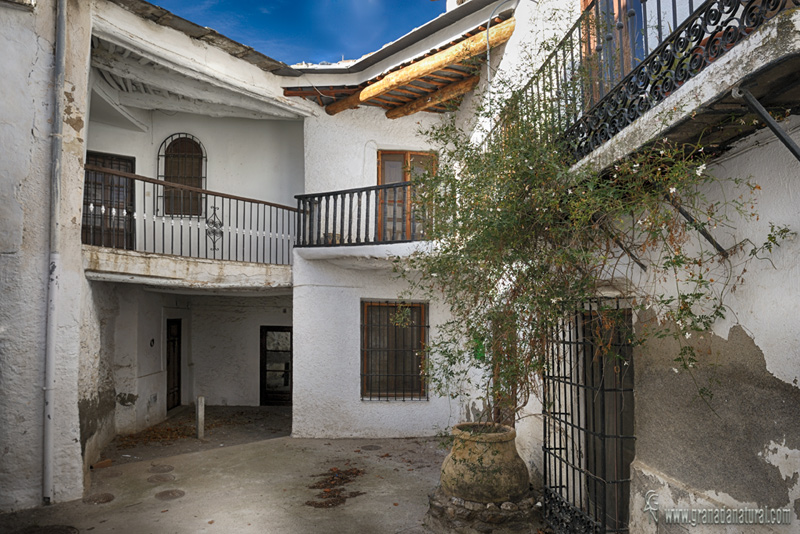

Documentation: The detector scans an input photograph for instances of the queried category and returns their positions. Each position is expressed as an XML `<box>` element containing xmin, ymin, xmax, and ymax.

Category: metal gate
<box><xmin>542</xmin><ymin>299</ymin><xmax>635</xmax><ymax>533</ymax></box>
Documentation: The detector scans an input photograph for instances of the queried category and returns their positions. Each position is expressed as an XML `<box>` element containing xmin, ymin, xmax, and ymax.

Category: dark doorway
<box><xmin>542</xmin><ymin>300</ymin><xmax>635</xmax><ymax>533</ymax></box>
<box><xmin>260</xmin><ymin>326</ymin><xmax>292</xmax><ymax>406</ymax></box>
<box><xmin>82</xmin><ymin>151</ymin><xmax>136</xmax><ymax>249</ymax></box>
<box><xmin>166</xmin><ymin>319</ymin><xmax>182</xmax><ymax>411</ymax></box>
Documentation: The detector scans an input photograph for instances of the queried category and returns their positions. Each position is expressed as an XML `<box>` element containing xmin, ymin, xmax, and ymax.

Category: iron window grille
<box><xmin>361</xmin><ymin>301</ymin><xmax>429</xmax><ymax>401</ymax></box>
<box><xmin>81</xmin><ymin>151</ymin><xmax>136</xmax><ymax>250</ymax></box>
<box><xmin>543</xmin><ymin>299</ymin><xmax>635</xmax><ymax>534</ymax></box>
<box><xmin>157</xmin><ymin>133</ymin><xmax>207</xmax><ymax>217</ymax></box>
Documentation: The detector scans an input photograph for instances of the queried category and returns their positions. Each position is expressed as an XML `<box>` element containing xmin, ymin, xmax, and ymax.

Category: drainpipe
<box><xmin>43</xmin><ymin>0</ymin><xmax>68</xmax><ymax>505</ymax></box>
<box><xmin>485</xmin><ymin>0</ymin><xmax>519</xmax><ymax>87</ymax></box>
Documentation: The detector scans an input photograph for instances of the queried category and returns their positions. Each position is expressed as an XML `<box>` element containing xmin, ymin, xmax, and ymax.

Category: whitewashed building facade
<box><xmin>2</xmin><ymin>0</ymin><xmax>800</xmax><ymax>532</ymax></box>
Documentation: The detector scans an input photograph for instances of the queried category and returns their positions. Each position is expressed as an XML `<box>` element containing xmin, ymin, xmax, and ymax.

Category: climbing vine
<box><xmin>396</xmin><ymin>79</ymin><xmax>793</xmax><ymax>420</ymax></box>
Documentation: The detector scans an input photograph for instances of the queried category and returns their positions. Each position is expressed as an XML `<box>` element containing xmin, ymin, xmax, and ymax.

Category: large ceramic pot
<box><xmin>440</xmin><ymin>422</ymin><xmax>529</xmax><ymax>503</ymax></box>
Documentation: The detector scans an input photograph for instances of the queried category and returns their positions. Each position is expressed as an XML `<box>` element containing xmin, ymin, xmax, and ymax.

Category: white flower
<box><xmin>685</xmin><ymin>332</ymin><xmax>692</xmax><ymax>339</ymax></box>
<box><xmin>669</xmin><ymin>187</ymin><xmax>677</xmax><ymax>194</ymax></box>
<box><xmin>695</xmin><ymin>163</ymin><xmax>707</xmax><ymax>176</ymax></box>
<box><xmin>632</xmin><ymin>163</ymin><xmax>640</xmax><ymax>170</ymax></box>
<box><xmin>660</xmin><ymin>150</ymin><xmax>665</xmax><ymax>156</ymax></box>
<box><xmin>568</xmin><ymin>189</ymin><xmax>573</xmax><ymax>194</ymax></box>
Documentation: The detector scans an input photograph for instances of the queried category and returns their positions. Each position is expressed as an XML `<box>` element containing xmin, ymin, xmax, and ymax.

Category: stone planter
<box><xmin>440</xmin><ymin>422</ymin><xmax>529</xmax><ymax>504</ymax></box>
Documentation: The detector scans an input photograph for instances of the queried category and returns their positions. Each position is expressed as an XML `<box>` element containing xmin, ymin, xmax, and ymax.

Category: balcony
<box><xmin>516</xmin><ymin>0</ymin><xmax>800</xmax><ymax>162</ymax></box>
<box><xmin>295</xmin><ymin>182</ymin><xmax>424</xmax><ymax>247</ymax></box>
<box><xmin>82</xmin><ymin>164</ymin><xmax>296</xmax><ymax>264</ymax></box>
<box><xmin>81</xmin><ymin>165</ymin><xmax>296</xmax><ymax>291</ymax></box>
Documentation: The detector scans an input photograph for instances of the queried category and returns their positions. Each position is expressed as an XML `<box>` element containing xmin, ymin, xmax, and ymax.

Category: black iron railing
<box><xmin>295</xmin><ymin>182</ymin><xmax>424</xmax><ymax>247</ymax></box>
<box><xmin>513</xmin><ymin>0</ymin><xmax>800</xmax><ymax>161</ymax></box>
<box><xmin>82</xmin><ymin>165</ymin><xmax>296</xmax><ymax>265</ymax></box>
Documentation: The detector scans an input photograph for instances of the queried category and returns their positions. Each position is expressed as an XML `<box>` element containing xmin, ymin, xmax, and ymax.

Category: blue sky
<box><xmin>153</xmin><ymin>0</ymin><xmax>448</xmax><ymax>65</ymax></box>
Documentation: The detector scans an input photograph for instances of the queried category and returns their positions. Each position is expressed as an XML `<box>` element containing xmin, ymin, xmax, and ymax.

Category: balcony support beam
<box><xmin>733</xmin><ymin>87</ymin><xmax>800</xmax><ymax>165</ymax></box>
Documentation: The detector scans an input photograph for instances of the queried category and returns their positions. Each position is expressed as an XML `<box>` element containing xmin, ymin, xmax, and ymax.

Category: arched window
<box><xmin>158</xmin><ymin>133</ymin><xmax>206</xmax><ymax>216</ymax></box>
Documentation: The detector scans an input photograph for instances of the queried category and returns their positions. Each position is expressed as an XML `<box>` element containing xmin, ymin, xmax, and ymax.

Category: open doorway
<box><xmin>260</xmin><ymin>326</ymin><xmax>292</xmax><ymax>406</ymax></box>
<box><xmin>166</xmin><ymin>318</ymin><xmax>182</xmax><ymax>411</ymax></box>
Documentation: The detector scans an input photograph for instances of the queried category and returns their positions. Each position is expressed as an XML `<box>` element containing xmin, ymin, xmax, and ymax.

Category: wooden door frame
<box><xmin>377</xmin><ymin>150</ymin><xmax>434</xmax><ymax>241</ymax></box>
<box><xmin>260</xmin><ymin>325</ymin><xmax>293</xmax><ymax>406</ymax></box>
<box><xmin>166</xmin><ymin>318</ymin><xmax>182</xmax><ymax>411</ymax></box>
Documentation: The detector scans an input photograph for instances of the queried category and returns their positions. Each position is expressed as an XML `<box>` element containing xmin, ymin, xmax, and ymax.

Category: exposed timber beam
<box><xmin>325</xmin><ymin>17</ymin><xmax>515</xmax><ymax>116</ymax></box>
<box><xmin>386</xmin><ymin>75</ymin><xmax>480</xmax><ymax>119</ymax></box>
<box><xmin>92</xmin><ymin>50</ymin><xmax>298</xmax><ymax>119</ymax></box>
<box><xmin>117</xmin><ymin>91</ymin><xmax>288</xmax><ymax>120</ymax></box>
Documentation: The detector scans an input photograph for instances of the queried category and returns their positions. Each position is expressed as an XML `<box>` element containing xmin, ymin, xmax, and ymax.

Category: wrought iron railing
<box><xmin>82</xmin><ymin>165</ymin><xmax>296</xmax><ymax>265</ymax></box>
<box><xmin>295</xmin><ymin>182</ymin><xmax>424</xmax><ymax>247</ymax></box>
<box><xmin>513</xmin><ymin>0</ymin><xmax>800</xmax><ymax>161</ymax></box>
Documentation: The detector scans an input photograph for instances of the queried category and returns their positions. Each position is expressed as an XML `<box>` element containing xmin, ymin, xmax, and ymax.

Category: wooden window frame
<box><xmin>82</xmin><ymin>151</ymin><xmax>136</xmax><ymax>250</ymax></box>
<box><xmin>377</xmin><ymin>150</ymin><xmax>435</xmax><ymax>242</ymax></box>
<box><xmin>361</xmin><ymin>300</ymin><xmax>428</xmax><ymax>401</ymax></box>
<box><xmin>158</xmin><ymin>133</ymin><xmax>207</xmax><ymax>217</ymax></box>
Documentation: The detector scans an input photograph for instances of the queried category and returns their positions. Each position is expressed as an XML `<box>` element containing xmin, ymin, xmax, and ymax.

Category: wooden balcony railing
<box><xmin>82</xmin><ymin>165</ymin><xmax>296</xmax><ymax>265</ymax></box>
<box><xmin>295</xmin><ymin>182</ymin><xmax>424</xmax><ymax>247</ymax></box>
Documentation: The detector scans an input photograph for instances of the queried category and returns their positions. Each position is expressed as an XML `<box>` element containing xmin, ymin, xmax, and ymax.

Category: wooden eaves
<box><xmin>283</xmin><ymin>16</ymin><xmax>516</xmax><ymax>120</ymax></box>
<box><xmin>327</xmin><ymin>17</ymin><xmax>515</xmax><ymax>117</ymax></box>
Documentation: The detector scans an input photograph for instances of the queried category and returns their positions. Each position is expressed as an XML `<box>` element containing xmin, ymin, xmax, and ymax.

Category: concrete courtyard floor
<box><xmin>0</xmin><ymin>407</ymin><xmax>450</xmax><ymax>534</ymax></box>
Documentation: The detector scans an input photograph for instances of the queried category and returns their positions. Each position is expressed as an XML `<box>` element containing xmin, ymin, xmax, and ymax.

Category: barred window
<box><xmin>361</xmin><ymin>301</ymin><xmax>428</xmax><ymax>401</ymax></box>
<box><xmin>158</xmin><ymin>133</ymin><xmax>206</xmax><ymax>217</ymax></box>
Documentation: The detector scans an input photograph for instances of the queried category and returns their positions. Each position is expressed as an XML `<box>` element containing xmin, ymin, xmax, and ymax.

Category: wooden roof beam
<box><xmin>325</xmin><ymin>17</ymin><xmax>515</xmax><ymax>116</ymax></box>
<box><xmin>386</xmin><ymin>75</ymin><xmax>480</xmax><ymax>119</ymax></box>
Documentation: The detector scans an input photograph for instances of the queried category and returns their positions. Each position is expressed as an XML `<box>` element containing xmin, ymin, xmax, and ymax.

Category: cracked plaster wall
<box><xmin>0</xmin><ymin>0</ymin><xmax>91</xmax><ymax>511</ymax></box>
<box><xmin>628</xmin><ymin>100</ymin><xmax>800</xmax><ymax>531</ymax></box>
<box><xmin>78</xmin><ymin>280</ymin><xmax>118</xmax><ymax>488</ymax></box>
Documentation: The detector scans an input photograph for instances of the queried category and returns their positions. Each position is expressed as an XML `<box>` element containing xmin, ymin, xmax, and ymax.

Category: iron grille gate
<box><xmin>543</xmin><ymin>299</ymin><xmax>635</xmax><ymax>533</ymax></box>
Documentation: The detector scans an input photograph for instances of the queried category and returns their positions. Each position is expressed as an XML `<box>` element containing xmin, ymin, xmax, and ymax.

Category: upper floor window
<box><xmin>377</xmin><ymin>150</ymin><xmax>435</xmax><ymax>242</ymax></box>
<box><xmin>158</xmin><ymin>133</ymin><xmax>206</xmax><ymax>217</ymax></box>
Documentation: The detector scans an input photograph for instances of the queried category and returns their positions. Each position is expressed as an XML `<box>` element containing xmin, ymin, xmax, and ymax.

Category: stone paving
<box><xmin>0</xmin><ymin>407</ymin><xmax>448</xmax><ymax>534</ymax></box>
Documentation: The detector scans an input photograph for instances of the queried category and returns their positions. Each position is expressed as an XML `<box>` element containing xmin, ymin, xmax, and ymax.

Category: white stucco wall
<box><xmin>303</xmin><ymin>106</ymin><xmax>439</xmax><ymax>194</ymax></box>
<box><xmin>703</xmin><ymin>123</ymin><xmax>800</xmax><ymax>386</ymax></box>
<box><xmin>0</xmin><ymin>2</ymin><xmax>55</xmax><ymax>512</ymax></box>
<box><xmin>0</xmin><ymin>0</ymin><xmax>93</xmax><ymax>511</ymax></box>
<box><xmin>191</xmin><ymin>295</ymin><xmax>292</xmax><ymax>406</ymax></box>
<box><xmin>292</xmin><ymin>246</ymin><xmax>461</xmax><ymax>438</ymax></box>
<box><xmin>86</xmin><ymin>112</ymin><xmax>304</xmax><ymax>207</ymax></box>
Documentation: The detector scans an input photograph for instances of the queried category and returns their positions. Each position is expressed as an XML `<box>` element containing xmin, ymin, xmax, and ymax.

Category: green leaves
<box><xmin>398</xmin><ymin>76</ymin><xmax>792</xmax><ymax>416</ymax></box>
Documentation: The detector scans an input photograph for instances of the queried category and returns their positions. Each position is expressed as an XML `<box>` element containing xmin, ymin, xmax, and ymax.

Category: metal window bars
<box><xmin>361</xmin><ymin>301</ymin><xmax>429</xmax><ymax>401</ymax></box>
<box><xmin>543</xmin><ymin>299</ymin><xmax>635</xmax><ymax>534</ymax></box>
<box><xmin>82</xmin><ymin>165</ymin><xmax>296</xmax><ymax>265</ymax></box>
